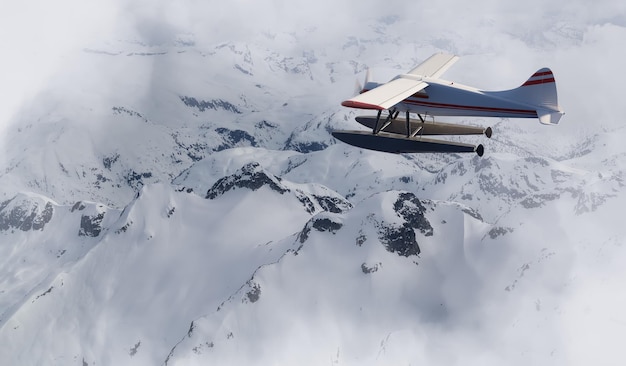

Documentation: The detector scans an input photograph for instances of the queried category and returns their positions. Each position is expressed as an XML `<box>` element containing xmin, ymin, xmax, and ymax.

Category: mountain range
<box><xmin>1</xmin><ymin>9</ymin><xmax>626</xmax><ymax>365</ymax></box>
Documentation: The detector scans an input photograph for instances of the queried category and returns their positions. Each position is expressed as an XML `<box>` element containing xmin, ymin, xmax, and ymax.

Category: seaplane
<box><xmin>333</xmin><ymin>53</ymin><xmax>564</xmax><ymax>156</ymax></box>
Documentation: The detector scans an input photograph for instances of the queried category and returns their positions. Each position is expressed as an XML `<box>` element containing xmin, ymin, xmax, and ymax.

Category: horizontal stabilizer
<box><xmin>537</xmin><ymin>110</ymin><xmax>565</xmax><ymax>125</ymax></box>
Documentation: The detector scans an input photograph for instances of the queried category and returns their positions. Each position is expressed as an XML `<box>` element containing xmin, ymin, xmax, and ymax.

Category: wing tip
<box><xmin>341</xmin><ymin>100</ymin><xmax>384</xmax><ymax>110</ymax></box>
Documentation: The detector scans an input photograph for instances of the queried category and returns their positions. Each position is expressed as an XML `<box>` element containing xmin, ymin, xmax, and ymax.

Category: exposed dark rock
<box><xmin>356</xmin><ymin>232</ymin><xmax>367</xmax><ymax>246</ymax></box>
<box><xmin>112</xmin><ymin>106</ymin><xmax>148</xmax><ymax>122</ymax></box>
<box><xmin>294</xmin><ymin>191</ymin><xmax>316</xmax><ymax>214</ymax></box>
<box><xmin>33</xmin><ymin>286</ymin><xmax>54</xmax><ymax>302</ymax></box>
<box><xmin>129</xmin><ymin>341</ymin><xmax>141</xmax><ymax>357</ymax></box>
<box><xmin>188</xmin><ymin>322</ymin><xmax>195</xmax><ymax>337</ymax></box>
<box><xmin>32</xmin><ymin>203</ymin><xmax>53</xmax><ymax>230</ymax></box>
<box><xmin>551</xmin><ymin>170</ymin><xmax>571</xmax><ymax>184</ymax></box>
<box><xmin>524</xmin><ymin>156</ymin><xmax>549</xmax><ymax>167</ymax></box>
<box><xmin>206</xmin><ymin>162</ymin><xmax>288</xmax><ymax>199</ymax></box>
<box><xmin>255</xmin><ymin>120</ymin><xmax>277</xmax><ymax>129</ymax></box>
<box><xmin>520</xmin><ymin>193</ymin><xmax>561</xmax><ymax>209</ymax></box>
<box><xmin>192</xmin><ymin>342</ymin><xmax>214</xmax><ymax>355</ymax></box>
<box><xmin>71</xmin><ymin>202</ymin><xmax>86</xmax><ymax>212</ymax></box>
<box><xmin>478</xmin><ymin>172</ymin><xmax>526</xmax><ymax>200</ymax></box>
<box><xmin>361</xmin><ymin>262</ymin><xmax>381</xmax><ymax>274</ymax></box>
<box><xmin>102</xmin><ymin>153</ymin><xmax>120</xmax><ymax>170</ymax></box>
<box><xmin>125</xmin><ymin>170</ymin><xmax>153</xmax><ymax>190</ymax></box>
<box><xmin>474</xmin><ymin>157</ymin><xmax>494</xmax><ymax>172</ymax></box>
<box><xmin>58</xmin><ymin>162</ymin><xmax>69</xmax><ymax>175</ymax></box>
<box><xmin>574</xmin><ymin>191</ymin><xmax>613</xmax><ymax>215</ymax></box>
<box><xmin>488</xmin><ymin>226</ymin><xmax>514</xmax><ymax>239</ymax></box>
<box><xmin>298</xmin><ymin>215</ymin><xmax>343</xmax><ymax>243</ymax></box>
<box><xmin>434</xmin><ymin>172</ymin><xmax>448</xmax><ymax>185</ymax></box>
<box><xmin>79</xmin><ymin>212</ymin><xmax>105</xmax><ymax>237</ymax></box>
<box><xmin>298</xmin><ymin>224</ymin><xmax>311</xmax><ymax>244</ymax></box>
<box><xmin>461</xmin><ymin>207</ymin><xmax>484</xmax><ymax>222</ymax></box>
<box><xmin>125</xmin><ymin>170</ymin><xmax>152</xmax><ymax>189</ymax></box>
<box><xmin>214</xmin><ymin>127</ymin><xmax>257</xmax><ymax>151</ymax></box>
<box><xmin>0</xmin><ymin>198</ymin><xmax>54</xmax><ymax>232</ymax></box>
<box><xmin>246</xmin><ymin>283</ymin><xmax>261</xmax><ymax>303</ymax></box>
<box><xmin>235</xmin><ymin>64</ymin><xmax>252</xmax><ymax>75</ymax></box>
<box><xmin>284</xmin><ymin>140</ymin><xmax>328</xmax><ymax>153</ymax></box>
<box><xmin>450</xmin><ymin>161</ymin><xmax>468</xmax><ymax>176</ymax></box>
<box><xmin>171</xmin><ymin>132</ymin><xmax>210</xmax><ymax>162</ymax></box>
<box><xmin>180</xmin><ymin>96</ymin><xmax>241</xmax><ymax>114</ymax></box>
<box><xmin>311</xmin><ymin>218</ymin><xmax>343</xmax><ymax>233</ymax></box>
<box><xmin>127</xmin><ymin>51</ymin><xmax>168</xmax><ymax>56</ymax></box>
<box><xmin>95</xmin><ymin>173</ymin><xmax>109</xmax><ymax>184</ymax></box>
<box><xmin>116</xmin><ymin>220</ymin><xmax>133</xmax><ymax>234</ymax></box>
<box><xmin>378</xmin><ymin>222</ymin><xmax>420</xmax><ymax>257</ymax></box>
<box><xmin>313</xmin><ymin>195</ymin><xmax>352</xmax><ymax>213</ymax></box>
<box><xmin>393</xmin><ymin>192</ymin><xmax>433</xmax><ymax>236</ymax></box>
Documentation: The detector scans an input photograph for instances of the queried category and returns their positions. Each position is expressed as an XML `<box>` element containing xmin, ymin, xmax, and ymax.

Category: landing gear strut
<box><xmin>372</xmin><ymin>108</ymin><xmax>397</xmax><ymax>135</ymax></box>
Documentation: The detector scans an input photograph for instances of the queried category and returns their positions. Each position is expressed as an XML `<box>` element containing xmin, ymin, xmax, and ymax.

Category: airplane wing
<box><xmin>407</xmin><ymin>53</ymin><xmax>459</xmax><ymax>78</ymax></box>
<box><xmin>341</xmin><ymin>53</ymin><xmax>458</xmax><ymax>110</ymax></box>
<box><xmin>341</xmin><ymin>77</ymin><xmax>428</xmax><ymax>110</ymax></box>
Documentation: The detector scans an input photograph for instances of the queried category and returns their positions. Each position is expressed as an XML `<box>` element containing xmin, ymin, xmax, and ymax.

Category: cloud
<box><xmin>1</xmin><ymin>1</ymin><xmax>626</xmax><ymax>364</ymax></box>
<box><xmin>0</xmin><ymin>1</ymin><xmax>119</xmax><ymax>133</ymax></box>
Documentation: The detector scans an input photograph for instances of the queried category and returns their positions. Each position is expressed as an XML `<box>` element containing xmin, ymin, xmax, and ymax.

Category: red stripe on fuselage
<box><xmin>403</xmin><ymin>99</ymin><xmax>537</xmax><ymax>115</ymax></box>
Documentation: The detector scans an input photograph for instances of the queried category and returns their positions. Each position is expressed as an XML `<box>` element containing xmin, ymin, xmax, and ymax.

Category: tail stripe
<box><xmin>522</xmin><ymin>69</ymin><xmax>555</xmax><ymax>86</ymax></box>
<box><xmin>531</xmin><ymin>70</ymin><xmax>553</xmax><ymax>77</ymax></box>
<box><xmin>522</xmin><ymin>68</ymin><xmax>555</xmax><ymax>86</ymax></box>
<box><xmin>522</xmin><ymin>77</ymin><xmax>556</xmax><ymax>86</ymax></box>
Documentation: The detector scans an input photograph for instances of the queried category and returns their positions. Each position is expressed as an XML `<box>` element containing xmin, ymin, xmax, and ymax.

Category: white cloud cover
<box><xmin>2</xmin><ymin>0</ymin><xmax>625</xmax><ymax>138</ymax></box>
<box><xmin>1</xmin><ymin>0</ymin><xmax>626</xmax><ymax>364</ymax></box>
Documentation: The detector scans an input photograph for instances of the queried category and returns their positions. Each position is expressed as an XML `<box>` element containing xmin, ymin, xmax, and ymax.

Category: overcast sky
<box><xmin>1</xmin><ymin>0</ymin><xmax>625</xmax><ymax>170</ymax></box>
<box><xmin>1</xmin><ymin>0</ymin><xmax>625</xmax><ymax>134</ymax></box>
<box><xmin>1</xmin><ymin>1</ymin><xmax>626</xmax><ymax>363</ymax></box>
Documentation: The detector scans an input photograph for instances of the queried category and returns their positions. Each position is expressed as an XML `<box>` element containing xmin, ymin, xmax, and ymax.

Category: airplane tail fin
<box><xmin>506</xmin><ymin>68</ymin><xmax>564</xmax><ymax>125</ymax></box>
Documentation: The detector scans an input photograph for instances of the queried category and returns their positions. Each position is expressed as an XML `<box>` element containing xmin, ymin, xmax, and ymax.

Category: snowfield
<box><xmin>2</xmin><ymin>2</ymin><xmax>626</xmax><ymax>365</ymax></box>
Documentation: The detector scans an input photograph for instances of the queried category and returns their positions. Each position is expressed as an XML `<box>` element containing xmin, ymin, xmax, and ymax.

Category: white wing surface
<box><xmin>408</xmin><ymin>53</ymin><xmax>459</xmax><ymax>78</ymax></box>
<box><xmin>342</xmin><ymin>53</ymin><xmax>458</xmax><ymax>110</ymax></box>
<box><xmin>341</xmin><ymin>77</ymin><xmax>428</xmax><ymax>110</ymax></box>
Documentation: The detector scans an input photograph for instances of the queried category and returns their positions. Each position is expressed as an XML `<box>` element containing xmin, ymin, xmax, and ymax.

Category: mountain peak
<box><xmin>205</xmin><ymin>162</ymin><xmax>288</xmax><ymax>199</ymax></box>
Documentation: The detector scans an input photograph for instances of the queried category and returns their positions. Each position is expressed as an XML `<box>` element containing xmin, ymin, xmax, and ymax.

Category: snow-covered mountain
<box><xmin>2</xmin><ymin>3</ymin><xmax>626</xmax><ymax>365</ymax></box>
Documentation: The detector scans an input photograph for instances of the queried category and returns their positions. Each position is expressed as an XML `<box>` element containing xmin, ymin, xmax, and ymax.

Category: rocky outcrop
<box><xmin>206</xmin><ymin>162</ymin><xmax>288</xmax><ymax>199</ymax></box>
<box><xmin>79</xmin><ymin>212</ymin><xmax>106</xmax><ymax>237</ymax></box>
<box><xmin>393</xmin><ymin>192</ymin><xmax>433</xmax><ymax>236</ymax></box>
<box><xmin>298</xmin><ymin>213</ymin><xmax>343</xmax><ymax>243</ymax></box>
<box><xmin>180</xmin><ymin>96</ymin><xmax>242</xmax><ymax>114</ymax></box>
<box><xmin>0</xmin><ymin>196</ymin><xmax>54</xmax><ymax>232</ymax></box>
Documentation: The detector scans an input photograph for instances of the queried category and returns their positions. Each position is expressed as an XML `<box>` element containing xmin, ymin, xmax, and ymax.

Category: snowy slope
<box><xmin>0</xmin><ymin>167</ymin><xmax>353</xmax><ymax>365</ymax></box>
<box><xmin>2</xmin><ymin>3</ymin><xmax>626</xmax><ymax>365</ymax></box>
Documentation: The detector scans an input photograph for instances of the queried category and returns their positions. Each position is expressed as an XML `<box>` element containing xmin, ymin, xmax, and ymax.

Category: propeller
<box><xmin>354</xmin><ymin>68</ymin><xmax>373</xmax><ymax>95</ymax></box>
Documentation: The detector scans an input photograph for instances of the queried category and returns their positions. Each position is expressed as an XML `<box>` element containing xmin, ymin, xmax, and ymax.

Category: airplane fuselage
<box><xmin>366</xmin><ymin>78</ymin><xmax>539</xmax><ymax>119</ymax></box>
